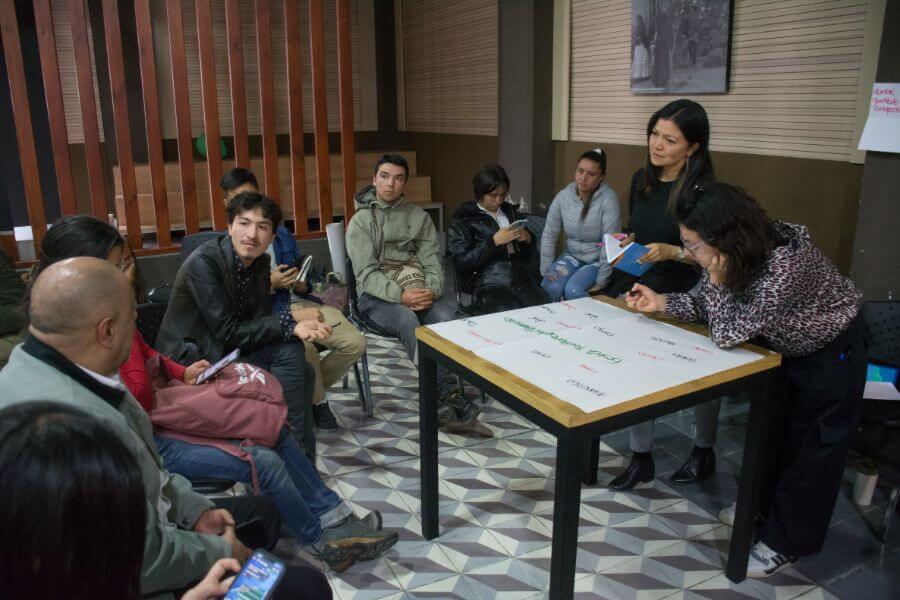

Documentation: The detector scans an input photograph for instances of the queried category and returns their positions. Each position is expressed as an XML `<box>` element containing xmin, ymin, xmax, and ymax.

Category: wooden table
<box><xmin>416</xmin><ymin>297</ymin><xmax>782</xmax><ymax>599</ymax></box>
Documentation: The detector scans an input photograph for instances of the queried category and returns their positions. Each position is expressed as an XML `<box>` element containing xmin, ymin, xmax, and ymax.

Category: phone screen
<box><xmin>510</xmin><ymin>219</ymin><xmax>528</xmax><ymax>230</ymax></box>
<box><xmin>195</xmin><ymin>348</ymin><xmax>240</xmax><ymax>385</ymax></box>
<box><xmin>224</xmin><ymin>550</ymin><xmax>286</xmax><ymax>600</ymax></box>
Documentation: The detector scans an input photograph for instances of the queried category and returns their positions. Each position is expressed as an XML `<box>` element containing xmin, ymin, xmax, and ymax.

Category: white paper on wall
<box><xmin>858</xmin><ymin>83</ymin><xmax>900</xmax><ymax>153</ymax></box>
<box><xmin>427</xmin><ymin>299</ymin><xmax>764</xmax><ymax>414</ymax></box>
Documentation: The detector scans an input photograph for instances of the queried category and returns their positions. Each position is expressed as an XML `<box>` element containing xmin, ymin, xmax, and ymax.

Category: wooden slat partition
<box><xmin>336</xmin><ymin>0</ymin><xmax>356</xmax><ymax>220</ymax></box>
<box><xmin>101</xmin><ymin>0</ymin><xmax>141</xmax><ymax>248</ymax></box>
<box><xmin>69</xmin><ymin>0</ymin><xmax>108</xmax><ymax>217</ymax></box>
<box><xmin>225</xmin><ymin>0</ymin><xmax>249</xmax><ymax>168</ymax></box>
<box><xmin>166</xmin><ymin>0</ymin><xmax>199</xmax><ymax>234</ymax></box>
<box><xmin>195</xmin><ymin>0</ymin><xmax>225</xmax><ymax>229</ymax></box>
<box><xmin>0</xmin><ymin>0</ymin><xmax>47</xmax><ymax>251</ymax></box>
<box><xmin>283</xmin><ymin>0</ymin><xmax>308</xmax><ymax>234</ymax></box>
<box><xmin>134</xmin><ymin>0</ymin><xmax>171</xmax><ymax>247</ymax></box>
<box><xmin>255</xmin><ymin>0</ymin><xmax>279</xmax><ymax>201</ymax></box>
<box><xmin>33</xmin><ymin>0</ymin><xmax>76</xmax><ymax>216</ymax></box>
<box><xmin>308</xmin><ymin>0</ymin><xmax>332</xmax><ymax>228</ymax></box>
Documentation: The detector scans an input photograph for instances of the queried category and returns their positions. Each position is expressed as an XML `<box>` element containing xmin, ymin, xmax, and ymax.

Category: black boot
<box><xmin>670</xmin><ymin>446</ymin><xmax>716</xmax><ymax>484</ymax></box>
<box><xmin>608</xmin><ymin>452</ymin><xmax>655</xmax><ymax>490</ymax></box>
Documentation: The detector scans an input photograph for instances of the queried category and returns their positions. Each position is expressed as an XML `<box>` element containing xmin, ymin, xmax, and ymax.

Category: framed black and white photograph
<box><xmin>630</xmin><ymin>0</ymin><xmax>733</xmax><ymax>94</ymax></box>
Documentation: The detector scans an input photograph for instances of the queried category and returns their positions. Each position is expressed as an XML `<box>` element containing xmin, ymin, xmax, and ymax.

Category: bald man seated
<box><xmin>0</xmin><ymin>257</ymin><xmax>286</xmax><ymax>598</ymax></box>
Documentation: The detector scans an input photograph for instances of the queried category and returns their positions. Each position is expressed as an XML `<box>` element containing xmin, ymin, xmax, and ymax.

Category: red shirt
<box><xmin>119</xmin><ymin>331</ymin><xmax>187</xmax><ymax>412</ymax></box>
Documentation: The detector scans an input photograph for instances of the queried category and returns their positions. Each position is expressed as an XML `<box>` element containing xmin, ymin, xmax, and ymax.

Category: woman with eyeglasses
<box><xmin>627</xmin><ymin>182</ymin><xmax>866</xmax><ymax>577</ymax></box>
<box><xmin>605</xmin><ymin>99</ymin><xmax>720</xmax><ymax>492</ymax></box>
<box><xmin>27</xmin><ymin>216</ymin><xmax>212</xmax><ymax>399</ymax></box>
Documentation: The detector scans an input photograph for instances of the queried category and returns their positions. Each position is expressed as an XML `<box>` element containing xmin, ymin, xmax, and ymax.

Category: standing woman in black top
<box><xmin>606</xmin><ymin>99</ymin><xmax>720</xmax><ymax>491</ymax></box>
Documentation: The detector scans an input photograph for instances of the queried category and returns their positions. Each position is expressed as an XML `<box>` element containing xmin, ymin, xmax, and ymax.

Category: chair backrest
<box><xmin>524</xmin><ymin>214</ymin><xmax>546</xmax><ymax>279</ymax></box>
<box><xmin>861</xmin><ymin>300</ymin><xmax>900</xmax><ymax>368</ymax></box>
<box><xmin>345</xmin><ymin>255</ymin><xmax>360</xmax><ymax>319</ymax></box>
<box><xmin>136</xmin><ymin>302</ymin><xmax>168</xmax><ymax>349</ymax></box>
<box><xmin>180</xmin><ymin>231</ymin><xmax>224</xmax><ymax>263</ymax></box>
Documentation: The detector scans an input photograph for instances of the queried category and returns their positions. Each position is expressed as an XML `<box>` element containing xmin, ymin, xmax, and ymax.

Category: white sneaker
<box><xmin>718</xmin><ymin>502</ymin><xmax>736</xmax><ymax>526</ymax></box>
<box><xmin>746</xmin><ymin>541</ymin><xmax>798</xmax><ymax>577</ymax></box>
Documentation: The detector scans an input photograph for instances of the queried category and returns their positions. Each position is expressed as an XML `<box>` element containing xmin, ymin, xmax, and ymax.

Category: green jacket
<box><xmin>0</xmin><ymin>340</ymin><xmax>230</xmax><ymax>599</ymax></box>
<box><xmin>0</xmin><ymin>249</ymin><xmax>25</xmax><ymax>336</ymax></box>
<box><xmin>346</xmin><ymin>185</ymin><xmax>444</xmax><ymax>303</ymax></box>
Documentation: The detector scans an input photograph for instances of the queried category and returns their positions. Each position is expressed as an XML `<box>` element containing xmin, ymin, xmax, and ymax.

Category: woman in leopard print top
<box><xmin>627</xmin><ymin>182</ymin><xmax>868</xmax><ymax>577</ymax></box>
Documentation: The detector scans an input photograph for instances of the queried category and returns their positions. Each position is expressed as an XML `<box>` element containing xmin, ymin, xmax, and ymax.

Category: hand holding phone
<box><xmin>509</xmin><ymin>218</ymin><xmax>528</xmax><ymax>230</ymax></box>
<box><xmin>224</xmin><ymin>550</ymin><xmax>286</xmax><ymax>600</ymax></box>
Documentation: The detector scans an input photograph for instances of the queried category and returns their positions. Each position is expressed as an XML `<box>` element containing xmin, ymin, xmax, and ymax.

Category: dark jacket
<box><xmin>157</xmin><ymin>235</ymin><xmax>283</xmax><ymax>364</ymax></box>
<box><xmin>448</xmin><ymin>201</ymin><xmax>537</xmax><ymax>294</ymax></box>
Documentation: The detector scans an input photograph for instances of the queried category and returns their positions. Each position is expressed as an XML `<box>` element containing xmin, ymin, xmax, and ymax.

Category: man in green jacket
<box><xmin>0</xmin><ymin>257</ymin><xmax>269</xmax><ymax>598</ymax></box>
<box><xmin>0</xmin><ymin>248</ymin><xmax>25</xmax><ymax>368</ymax></box>
<box><xmin>346</xmin><ymin>153</ymin><xmax>480</xmax><ymax>426</ymax></box>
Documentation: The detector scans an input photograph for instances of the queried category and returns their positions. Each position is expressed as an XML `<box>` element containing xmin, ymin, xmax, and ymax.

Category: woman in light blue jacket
<box><xmin>540</xmin><ymin>148</ymin><xmax>621</xmax><ymax>300</ymax></box>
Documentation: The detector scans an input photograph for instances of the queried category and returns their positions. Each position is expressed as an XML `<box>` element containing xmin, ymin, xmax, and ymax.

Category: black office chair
<box><xmin>181</xmin><ymin>231</ymin><xmax>224</xmax><ymax>263</ymax></box>
<box><xmin>342</xmin><ymin>256</ymin><xmax>379</xmax><ymax>416</ymax></box>
<box><xmin>136</xmin><ymin>302</ymin><xmax>168</xmax><ymax>349</ymax></box>
<box><xmin>854</xmin><ymin>300</ymin><xmax>900</xmax><ymax>541</ymax></box>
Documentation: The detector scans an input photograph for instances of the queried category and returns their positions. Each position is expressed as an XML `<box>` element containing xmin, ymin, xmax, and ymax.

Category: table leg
<box><xmin>726</xmin><ymin>369</ymin><xmax>776</xmax><ymax>582</ymax></box>
<box><xmin>583</xmin><ymin>438</ymin><xmax>600</xmax><ymax>485</ymax></box>
<box><xmin>550</xmin><ymin>431</ymin><xmax>587</xmax><ymax>599</ymax></box>
<box><xmin>418</xmin><ymin>341</ymin><xmax>440</xmax><ymax>540</ymax></box>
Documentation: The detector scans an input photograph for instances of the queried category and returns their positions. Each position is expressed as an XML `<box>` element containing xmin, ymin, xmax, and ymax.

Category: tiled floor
<box><xmin>276</xmin><ymin>269</ymin><xmax>898</xmax><ymax>600</ymax></box>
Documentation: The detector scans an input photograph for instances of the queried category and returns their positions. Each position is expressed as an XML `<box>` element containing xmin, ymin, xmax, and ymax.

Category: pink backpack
<box><xmin>148</xmin><ymin>359</ymin><xmax>287</xmax><ymax>493</ymax></box>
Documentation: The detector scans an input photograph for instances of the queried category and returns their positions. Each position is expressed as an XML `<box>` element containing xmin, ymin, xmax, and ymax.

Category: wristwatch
<box><xmin>677</xmin><ymin>246</ymin><xmax>686</xmax><ymax>261</ymax></box>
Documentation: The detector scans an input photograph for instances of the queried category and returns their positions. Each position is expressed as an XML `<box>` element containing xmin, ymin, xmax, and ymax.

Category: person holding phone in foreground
<box><xmin>448</xmin><ymin>164</ymin><xmax>548</xmax><ymax>314</ymax></box>
<box><xmin>0</xmin><ymin>401</ymin><xmax>332</xmax><ymax>600</ymax></box>
<box><xmin>626</xmin><ymin>182</ymin><xmax>867</xmax><ymax>578</ymax></box>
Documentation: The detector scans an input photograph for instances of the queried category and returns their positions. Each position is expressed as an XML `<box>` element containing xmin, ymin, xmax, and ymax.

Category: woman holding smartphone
<box><xmin>626</xmin><ymin>182</ymin><xmax>866</xmax><ymax>577</ymax></box>
<box><xmin>448</xmin><ymin>164</ymin><xmax>549</xmax><ymax>314</ymax></box>
<box><xmin>540</xmin><ymin>148</ymin><xmax>621</xmax><ymax>300</ymax></box>
<box><xmin>605</xmin><ymin>99</ymin><xmax>721</xmax><ymax>492</ymax></box>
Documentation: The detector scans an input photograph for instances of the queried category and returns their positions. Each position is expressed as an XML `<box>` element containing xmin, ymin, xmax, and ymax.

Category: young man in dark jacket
<box><xmin>157</xmin><ymin>193</ymin><xmax>331</xmax><ymax>454</ymax></box>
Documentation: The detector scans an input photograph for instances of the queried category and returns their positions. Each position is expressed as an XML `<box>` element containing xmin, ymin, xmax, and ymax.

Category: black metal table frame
<box><xmin>418</xmin><ymin>337</ymin><xmax>778</xmax><ymax>600</ymax></box>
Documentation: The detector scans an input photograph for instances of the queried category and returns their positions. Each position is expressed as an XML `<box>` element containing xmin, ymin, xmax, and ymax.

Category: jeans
<box><xmin>542</xmin><ymin>254</ymin><xmax>599</xmax><ymax>301</ymax></box>
<box><xmin>155</xmin><ymin>428</ymin><xmax>350</xmax><ymax>546</ymax></box>
<box><xmin>358</xmin><ymin>292</ymin><xmax>459</xmax><ymax>397</ymax></box>
<box><xmin>244</xmin><ymin>341</ymin><xmax>316</xmax><ymax>455</ymax></box>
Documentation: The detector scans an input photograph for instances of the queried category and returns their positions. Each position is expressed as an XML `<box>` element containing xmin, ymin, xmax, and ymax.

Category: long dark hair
<box><xmin>641</xmin><ymin>99</ymin><xmax>713</xmax><ymax>212</ymax></box>
<box><xmin>25</xmin><ymin>216</ymin><xmax>124</xmax><ymax>307</ymax></box>
<box><xmin>675</xmin><ymin>183</ymin><xmax>785</xmax><ymax>295</ymax></box>
<box><xmin>576</xmin><ymin>148</ymin><xmax>607</xmax><ymax>221</ymax></box>
<box><xmin>32</xmin><ymin>215</ymin><xmax>123</xmax><ymax>280</ymax></box>
<box><xmin>0</xmin><ymin>402</ymin><xmax>146</xmax><ymax>600</ymax></box>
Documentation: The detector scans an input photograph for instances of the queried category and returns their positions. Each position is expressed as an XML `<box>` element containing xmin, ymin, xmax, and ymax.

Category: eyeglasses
<box><xmin>680</xmin><ymin>237</ymin><xmax>706</xmax><ymax>255</ymax></box>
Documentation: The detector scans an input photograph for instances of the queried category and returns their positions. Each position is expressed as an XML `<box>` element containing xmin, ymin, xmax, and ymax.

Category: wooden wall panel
<box><xmin>284</xmin><ymin>0</ymin><xmax>309</xmax><ymax>233</ymax></box>
<box><xmin>309</xmin><ymin>0</ymin><xmax>332</xmax><ymax>226</ymax></box>
<box><xmin>569</xmin><ymin>0</ymin><xmax>875</xmax><ymax>161</ymax></box>
<box><xmin>399</xmin><ymin>0</ymin><xmax>499</xmax><ymax>135</ymax></box>
<box><xmin>336</xmin><ymin>0</ymin><xmax>356</xmax><ymax>219</ymax></box>
<box><xmin>195</xmin><ymin>0</ymin><xmax>226</xmax><ymax>229</ymax></box>
<box><xmin>255</xmin><ymin>0</ymin><xmax>280</xmax><ymax>200</ymax></box>
<box><xmin>0</xmin><ymin>0</ymin><xmax>47</xmax><ymax>250</ymax></box>
<box><xmin>225</xmin><ymin>0</ymin><xmax>250</xmax><ymax>167</ymax></box>
<box><xmin>33</xmin><ymin>0</ymin><xmax>76</xmax><ymax>216</ymax></box>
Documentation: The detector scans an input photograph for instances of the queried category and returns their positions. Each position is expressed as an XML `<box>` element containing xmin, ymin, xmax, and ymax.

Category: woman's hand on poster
<box><xmin>637</xmin><ymin>243</ymin><xmax>678</xmax><ymax>264</ymax></box>
<box><xmin>184</xmin><ymin>360</ymin><xmax>212</xmax><ymax>385</ymax></box>
<box><xmin>707</xmin><ymin>253</ymin><xmax>728</xmax><ymax>285</ymax></box>
<box><xmin>625</xmin><ymin>283</ymin><xmax>666</xmax><ymax>313</ymax></box>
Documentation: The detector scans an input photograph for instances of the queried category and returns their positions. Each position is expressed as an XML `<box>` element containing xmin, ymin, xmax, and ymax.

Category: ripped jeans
<box><xmin>541</xmin><ymin>254</ymin><xmax>599</xmax><ymax>301</ymax></box>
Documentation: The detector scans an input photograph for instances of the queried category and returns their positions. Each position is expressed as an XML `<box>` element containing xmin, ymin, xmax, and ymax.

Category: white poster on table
<box><xmin>858</xmin><ymin>83</ymin><xmax>900</xmax><ymax>153</ymax></box>
<box><xmin>427</xmin><ymin>299</ymin><xmax>764</xmax><ymax>414</ymax></box>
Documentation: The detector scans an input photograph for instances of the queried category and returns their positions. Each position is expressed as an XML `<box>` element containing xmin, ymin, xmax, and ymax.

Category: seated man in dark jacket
<box><xmin>157</xmin><ymin>192</ymin><xmax>330</xmax><ymax>454</ymax></box>
<box><xmin>448</xmin><ymin>164</ymin><xmax>548</xmax><ymax>315</ymax></box>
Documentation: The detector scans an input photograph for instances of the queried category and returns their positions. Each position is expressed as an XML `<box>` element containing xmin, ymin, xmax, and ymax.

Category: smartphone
<box><xmin>509</xmin><ymin>218</ymin><xmax>528</xmax><ymax>230</ymax></box>
<box><xmin>195</xmin><ymin>348</ymin><xmax>240</xmax><ymax>385</ymax></box>
<box><xmin>292</xmin><ymin>255</ymin><xmax>314</xmax><ymax>284</ymax></box>
<box><xmin>224</xmin><ymin>550</ymin><xmax>285</xmax><ymax>600</ymax></box>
